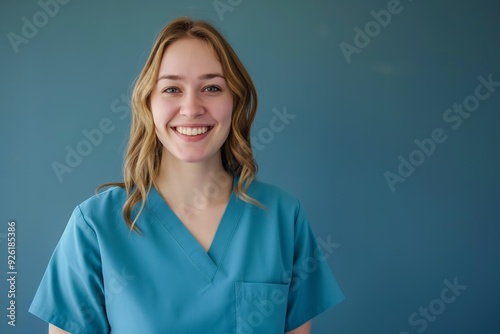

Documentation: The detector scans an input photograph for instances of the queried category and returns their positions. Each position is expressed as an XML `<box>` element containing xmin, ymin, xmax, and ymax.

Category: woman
<box><xmin>30</xmin><ymin>17</ymin><xmax>344</xmax><ymax>333</ymax></box>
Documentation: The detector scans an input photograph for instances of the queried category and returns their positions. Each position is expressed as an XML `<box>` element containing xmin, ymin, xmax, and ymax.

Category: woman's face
<box><xmin>150</xmin><ymin>37</ymin><xmax>233</xmax><ymax>165</ymax></box>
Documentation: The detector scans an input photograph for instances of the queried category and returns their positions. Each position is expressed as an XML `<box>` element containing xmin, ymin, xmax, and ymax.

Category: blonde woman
<box><xmin>30</xmin><ymin>17</ymin><xmax>344</xmax><ymax>334</ymax></box>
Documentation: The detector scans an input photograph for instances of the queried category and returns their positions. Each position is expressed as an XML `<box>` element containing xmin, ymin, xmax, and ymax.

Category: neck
<box><xmin>155</xmin><ymin>151</ymin><xmax>234</xmax><ymax>211</ymax></box>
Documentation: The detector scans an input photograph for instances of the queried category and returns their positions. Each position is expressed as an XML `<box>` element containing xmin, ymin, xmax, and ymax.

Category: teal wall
<box><xmin>1</xmin><ymin>0</ymin><xmax>499</xmax><ymax>333</ymax></box>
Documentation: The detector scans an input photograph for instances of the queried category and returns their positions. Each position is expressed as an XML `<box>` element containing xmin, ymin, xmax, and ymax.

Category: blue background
<box><xmin>1</xmin><ymin>0</ymin><xmax>499</xmax><ymax>333</ymax></box>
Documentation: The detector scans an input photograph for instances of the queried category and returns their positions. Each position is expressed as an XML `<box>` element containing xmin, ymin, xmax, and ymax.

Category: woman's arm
<box><xmin>285</xmin><ymin>320</ymin><xmax>311</xmax><ymax>334</ymax></box>
<box><xmin>49</xmin><ymin>324</ymin><xmax>70</xmax><ymax>334</ymax></box>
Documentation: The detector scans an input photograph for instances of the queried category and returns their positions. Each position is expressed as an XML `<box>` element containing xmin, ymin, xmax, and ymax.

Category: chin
<box><xmin>163</xmin><ymin>146</ymin><xmax>221</xmax><ymax>165</ymax></box>
<box><xmin>180</xmin><ymin>157</ymin><xmax>207</xmax><ymax>164</ymax></box>
<box><xmin>174</xmin><ymin>152</ymin><xmax>212</xmax><ymax>164</ymax></box>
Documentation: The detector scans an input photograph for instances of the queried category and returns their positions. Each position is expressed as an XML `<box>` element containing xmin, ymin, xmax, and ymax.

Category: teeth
<box><xmin>175</xmin><ymin>126</ymin><xmax>209</xmax><ymax>136</ymax></box>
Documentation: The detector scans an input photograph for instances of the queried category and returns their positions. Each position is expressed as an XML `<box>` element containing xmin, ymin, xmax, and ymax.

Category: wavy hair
<box><xmin>99</xmin><ymin>17</ymin><xmax>260</xmax><ymax>232</ymax></box>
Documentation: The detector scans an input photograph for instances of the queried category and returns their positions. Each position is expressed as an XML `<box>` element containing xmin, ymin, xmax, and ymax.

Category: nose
<box><xmin>180</xmin><ymin>91</ymin><xmax>204</xmax><ymax>118</ymax></box>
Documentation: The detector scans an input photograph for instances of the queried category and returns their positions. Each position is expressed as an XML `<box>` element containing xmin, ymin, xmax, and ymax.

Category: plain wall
<box><xmin>1</xmin><ymin>0</ymin><xmax>499</xmax><ymax>333</ymax></box>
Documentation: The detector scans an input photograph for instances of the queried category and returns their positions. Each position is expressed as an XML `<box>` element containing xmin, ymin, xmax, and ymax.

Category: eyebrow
<box><xmin>157</xmin><ymin>73</ymin><xmax>225</xmax><ymax>82</ymax></box>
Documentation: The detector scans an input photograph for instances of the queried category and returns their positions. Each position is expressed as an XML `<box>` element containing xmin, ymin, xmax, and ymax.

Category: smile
<box><xmin>174</xmin><ymin>126</ymin><xmax>211</xmax><ymax>136</ymax></box>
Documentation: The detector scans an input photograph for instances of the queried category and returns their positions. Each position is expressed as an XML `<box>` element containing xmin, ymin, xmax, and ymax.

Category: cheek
<box><xmin>216</xmin><ymin>98</ymin><xmax>234</xmax><ymax>128</ymax></box>
<box><xmin>150</xmin><ymin>98</ymin><xmax>173</xmax><ymax>129</ymax></box>
<box><xmin>152</xmin><ymin>110</ymin><xmax>165</xmax><ymax>130</ymax></box>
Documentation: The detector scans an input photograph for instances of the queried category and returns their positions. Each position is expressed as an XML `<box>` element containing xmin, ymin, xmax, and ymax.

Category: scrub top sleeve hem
<box><xmin>284</xmin><ymin>294</ymin><xmax>345</xmax><ymax>332</ymax></box>
<box><xmin>28</xmin><ymin>304</ymin><xmax>98</xmax><ymax>334</ymax></box>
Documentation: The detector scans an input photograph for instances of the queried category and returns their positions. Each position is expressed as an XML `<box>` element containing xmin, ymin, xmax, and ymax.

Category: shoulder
<box><xmin>78</xmin><ymin>186</ymin><xmax>127</xmax><ymax>210</ymax></box>
<box><xmin>246</xmin><ymin>179</ymin><xmax>301</xmax><ymax>211</ymax></box>
<box><xmin>75</xmin><ymin>186</ymin><xmax>128</xmax><ymax>226</ymax></box>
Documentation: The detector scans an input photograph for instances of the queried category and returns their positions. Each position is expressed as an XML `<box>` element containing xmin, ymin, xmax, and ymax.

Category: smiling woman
<box><xmin>28</xmin><ymin>17</ymin><xmax>344</xmax><ymax>334</ymax></box>
<box><xmin>151</xmin><ymin>38</ymin><xmax>234</xmax><ymax>165</ymax></box>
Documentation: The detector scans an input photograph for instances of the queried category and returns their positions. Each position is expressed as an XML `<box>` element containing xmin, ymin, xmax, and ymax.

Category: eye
<box><xmin>204</xmin><ymin>85</ymin><xmax>221</xmax><ymax>93</ymax></box>
<box><xmin>162</xmin><ymin>87</ymin><xmax>180</xmax><ymax>93</ymax></box>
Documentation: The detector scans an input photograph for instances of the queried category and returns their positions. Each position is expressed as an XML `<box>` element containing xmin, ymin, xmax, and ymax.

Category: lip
<box><xmin>170</xmin><ymin>125</ymin><xmax>213</xmax><ymax>142</ymax></box>
<box><xmin>171</xmin><ymin>124</ymin><xmax>215</xmax><ymax>128</ymax></box>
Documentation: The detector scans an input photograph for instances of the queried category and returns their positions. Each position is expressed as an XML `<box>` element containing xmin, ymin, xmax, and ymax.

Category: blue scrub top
<box><xmin>29</xmin><ymin>178</ymin><xmax>344</xmax><ymax>333</ymax></box>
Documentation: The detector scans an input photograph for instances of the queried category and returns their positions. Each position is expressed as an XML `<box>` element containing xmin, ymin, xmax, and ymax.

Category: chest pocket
<box><xmin>235</xmin><ymin>282</ymin><xmax>289</xmax><ymax>334</ymax></box>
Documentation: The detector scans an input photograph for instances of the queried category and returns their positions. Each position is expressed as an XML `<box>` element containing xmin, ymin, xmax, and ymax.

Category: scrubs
<box><xmin>29</xmin><ymin>178</ymin><xmax>344</xmax><ymax>333</ymax></box>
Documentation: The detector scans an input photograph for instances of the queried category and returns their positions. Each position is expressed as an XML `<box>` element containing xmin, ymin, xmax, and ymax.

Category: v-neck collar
<box><xmin>145</xmin><ymin>176</ymin><xmax>243</xmax><ymax>282</ymax></box>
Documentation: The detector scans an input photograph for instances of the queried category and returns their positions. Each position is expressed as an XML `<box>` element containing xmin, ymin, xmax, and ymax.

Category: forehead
<box><xmin>158</xmin><ymin>38</ymin><xmax>223</xmax><ymax>75</ymax></box>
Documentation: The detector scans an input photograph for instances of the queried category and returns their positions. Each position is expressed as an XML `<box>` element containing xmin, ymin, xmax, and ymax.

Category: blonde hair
<box><xmin>99</xmin><ymin>17</ymin><xmax>260</xmax><ymax>232</ymax></box>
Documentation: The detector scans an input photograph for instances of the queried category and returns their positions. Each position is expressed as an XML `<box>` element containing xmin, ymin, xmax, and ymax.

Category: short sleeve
<box><xmin>284</xmin><ymin>201</ymin><xmax>345</xmax><ymax>332</ymax></box>
<box><xmin>29</xmin><ymin>206</ymin><xmax>110</xmax><ymax>334</ymax></box>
